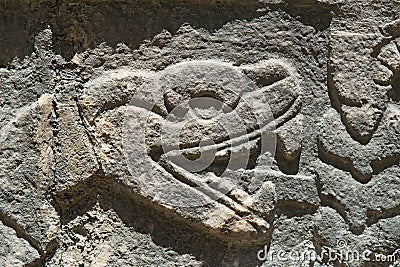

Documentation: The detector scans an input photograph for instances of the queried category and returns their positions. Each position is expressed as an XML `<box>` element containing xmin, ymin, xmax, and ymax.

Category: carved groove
<box><xmin>367</xmin><ymin>204</ymin><xmax>400</xmax><ymax>227</ymax></box>
<box><xmin>317</xmin><ymin>139</ymin><xmax>372</xmax><ymax>184</ymax></box>
<box><xmin>315</xmin><ymin>171</ymin><xmax>366</xmax><ymax>235</ymax></box>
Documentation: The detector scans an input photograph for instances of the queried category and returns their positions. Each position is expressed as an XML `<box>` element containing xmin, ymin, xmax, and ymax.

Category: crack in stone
<box><xmin>74</xmin><ymin>96</ymin><xmax>104</xmax><ymax>173</ymax></box>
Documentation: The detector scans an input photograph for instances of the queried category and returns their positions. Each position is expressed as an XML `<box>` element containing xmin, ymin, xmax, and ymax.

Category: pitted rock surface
<box><xmin>0</xmin><ymin>1</ymin><xmax>399</xmax><ymax>266</ymax></box>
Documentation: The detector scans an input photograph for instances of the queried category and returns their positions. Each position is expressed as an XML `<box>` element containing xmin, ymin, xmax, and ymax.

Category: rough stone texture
<box><xmin>0</xmin><ymin>221</ymin><xmax>40</xmax><ymax>266</ymax></box>
<box><xmin>0</xmin><ymin>1</ymin><xmax>399</xmax><ymax>266</ymax></box>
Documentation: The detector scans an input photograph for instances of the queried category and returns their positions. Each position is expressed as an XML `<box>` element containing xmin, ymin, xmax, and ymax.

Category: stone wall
<box><xmin>0</xmin><ymin>1</ymin><xmax>399</xmax><ymax>266</ymax></box>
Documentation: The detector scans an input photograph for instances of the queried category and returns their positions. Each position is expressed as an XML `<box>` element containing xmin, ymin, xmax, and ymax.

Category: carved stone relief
<box><xmin>0</xmin><ymin>1</ymin><xmax>399</xmax><ymax>266</ymax></box>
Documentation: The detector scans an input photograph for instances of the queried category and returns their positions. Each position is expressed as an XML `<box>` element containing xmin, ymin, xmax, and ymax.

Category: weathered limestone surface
<box><xmin>0</xmin><ymin>0</ymin><xmax>399</xmax><ymax>266</ymax></box>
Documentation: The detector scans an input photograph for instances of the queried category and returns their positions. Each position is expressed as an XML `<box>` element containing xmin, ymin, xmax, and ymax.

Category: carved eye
<box><xmin>163</xmin><ymin>82</ymin><xmax>240</xmax><ymax>116</ymax></box>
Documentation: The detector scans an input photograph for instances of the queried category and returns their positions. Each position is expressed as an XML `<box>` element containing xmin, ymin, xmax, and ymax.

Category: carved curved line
<box><xmin>317</xmin><ymin>138</ymin><xmax>372</xmax><ymax>184</ymax></box>
<box><xmin>160</xmin><ymin>96</ymin><xmax>301</xmax><ymax>162</ymax></box>
<box><xmin>318</xmin><ymin>137</ymin><xmax>400</xmax><ymax>183</ymax></box>
<box><xmin>274</xmin><ymin>96</ymin><xmax>302</xmax><ymax>128</ymax></box>
<box><xmin>157</xmin><ymin>157</ymin><xmax>254</xmax><ymax>217</ymax></box>
<box><xmin>316</xmin><ymin>156</ymin><xmax>400</xmax><ymax>235</ymax></box>
<box><xmin>367</xmin><ymin>204</ymin><xmax>400</xmax><ymax>226</ymax></box>
<box><xmin>371</xmin><ymin>155</ymin><xmax>400</xmax><ymax>175</ymax></box>
<box><xmin>314</xmin><ymin>171</ymin><xmax>367</xmax><ymax>235</ymax></box>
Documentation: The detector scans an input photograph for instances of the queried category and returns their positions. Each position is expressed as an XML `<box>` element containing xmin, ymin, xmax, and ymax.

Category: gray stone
<box><xmin>0</xmin><ymin>0</ymin><xmax>399</xmax><ymax>266</ymax></box>
<box><xmin>0</xmin><ymin>221</ymin><xmax>40</xmax><ymax>266</ymax></box>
